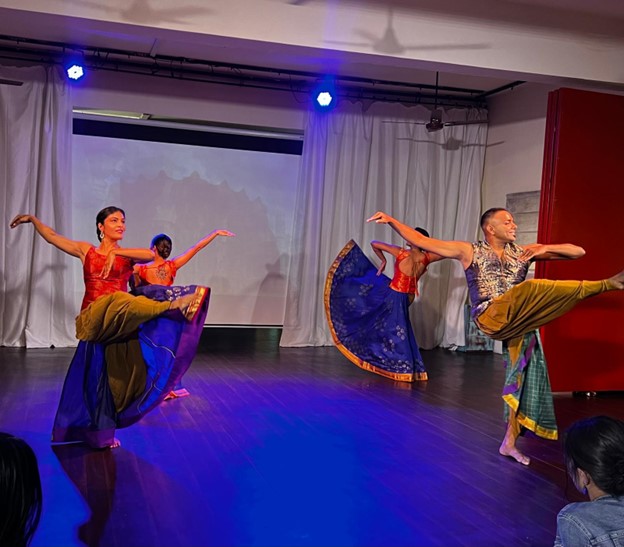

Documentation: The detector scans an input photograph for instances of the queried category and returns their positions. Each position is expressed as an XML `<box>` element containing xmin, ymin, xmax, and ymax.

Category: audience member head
<box><xmin>564</xmin><ymin>415</ymin><xmax>624</xmax><ymax>499</ymax></box>
<box><xmin>0</xmin><ymin>433</ymin><xmax>42</xmax><ymax>547</ymax></box>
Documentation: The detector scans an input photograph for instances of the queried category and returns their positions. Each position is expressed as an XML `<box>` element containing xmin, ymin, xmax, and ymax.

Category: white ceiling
<box><xmin>1</xmin><ymin>1</ymin><xmax>624</xmax><ymax>101</ymax></box>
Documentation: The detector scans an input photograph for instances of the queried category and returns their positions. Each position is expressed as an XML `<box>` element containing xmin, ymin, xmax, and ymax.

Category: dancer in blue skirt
<box><xmin>325</xmin><ymin>229</ymin><xmax>442</xmax><ymax>382</ymax></box>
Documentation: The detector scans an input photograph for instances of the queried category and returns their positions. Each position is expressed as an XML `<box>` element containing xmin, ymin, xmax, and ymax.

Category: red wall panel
<box><xmin>537</xmin><ymin>88</ymin><xmax>624</xmax><ymax>392</ymax></box>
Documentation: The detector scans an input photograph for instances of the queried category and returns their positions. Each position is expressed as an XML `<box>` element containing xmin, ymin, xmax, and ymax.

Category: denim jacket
<box><xmin>554</xmin><ymin>496</ymin><xmax>624</xmax><ymax>546</ymax></box>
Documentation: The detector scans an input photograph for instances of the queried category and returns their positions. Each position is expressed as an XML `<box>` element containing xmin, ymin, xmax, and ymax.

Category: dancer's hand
<box><xmin>9</xmin><ymin>214</ymin><xmax>32</xmax><ymax>228</ymax></box>
<box><xmin>376</xmin><ymin>260</ymin><xmax>387</xmax><ymax>276</ymax></box>
<box><xmin>519</xmin><ymin>244</ymin><xmax>547</xmax><ymax>261</ymax></box>
<box><xmin>101</xmin><ymin>251</ymin><xmax>117</xmax><ymax>279</ymax></box>
<box><xmin>214</xmin><ymin>229</ymin><xmax>235</xmax><ymax>238</ymax></box>
<box><xmin>367</xmin><ymin>211</ymin><xmax>394</xmax><ymax>224</ymax></box>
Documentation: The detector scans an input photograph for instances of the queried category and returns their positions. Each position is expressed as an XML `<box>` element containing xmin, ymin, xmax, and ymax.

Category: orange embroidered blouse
<box><xmin>135</xmin><ymin>261</ymin><xmax>177</xmax><ymax>287</ymax></box>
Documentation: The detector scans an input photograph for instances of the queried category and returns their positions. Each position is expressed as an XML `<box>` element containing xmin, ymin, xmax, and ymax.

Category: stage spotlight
<box><xmin>65</xmin><ymin>61</ymin><xmax>86</xmax><ymax>82</ymax></box>
<box><xmin>312</xmin><ymin>77</ymin><xmax>337</xmax><ymax>111</ymax></box>
<box><xmin>316</xmin><ymin>91</ymin><xmax>333</xmax><ymax>107</ymax></box>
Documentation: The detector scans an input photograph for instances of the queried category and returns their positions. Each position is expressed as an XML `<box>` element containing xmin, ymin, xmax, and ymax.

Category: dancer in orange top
<box><xmin>132</xmin><ymin>229</ymin><xmax>234</xmax><ymax>398</ymax></box>
<box><xmin>133</xmin><ymin>230</ymin><xmax>234</xmax><ymax>289</ymax></box>
<box><xmin>325</xmin><ymin>228</ymin><xmax>443</xmax><ymax>382</ymax></box>
<box><xmin>10</xmin><ymin>207</ymin><xmax>207</xmax><ymax>448</ymax></box>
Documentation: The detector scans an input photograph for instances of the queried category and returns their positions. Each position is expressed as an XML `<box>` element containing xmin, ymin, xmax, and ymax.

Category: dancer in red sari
<box><xmin>10</xmin><ymin>207</ymin><xmax>207</xmax><ymax>448</ymax></box>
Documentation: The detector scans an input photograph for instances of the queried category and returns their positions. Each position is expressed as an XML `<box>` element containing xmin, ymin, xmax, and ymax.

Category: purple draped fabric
<box><xmin>52</xmin><ymin>285</ymin><xmax>210</xmax><ymax>448</ymax></box>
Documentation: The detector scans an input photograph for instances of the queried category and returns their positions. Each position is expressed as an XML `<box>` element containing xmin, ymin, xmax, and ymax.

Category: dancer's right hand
<box><xmin>101</xmin><ymin>251</ymin><xmax>117</xmax><ymax>279</ymax></box>
<box><xmin>367</xmin><ymin>211</ymin><xmax>393</xmax><ymax>224</ymax></box>
<box><xmin>10</xmin><ymin>214</ymin><xmax>32</xmax><ymax>228</ymax></box>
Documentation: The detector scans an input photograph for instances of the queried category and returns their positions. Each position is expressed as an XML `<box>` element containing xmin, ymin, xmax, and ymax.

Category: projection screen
<box><xmin>71</xmin><ymin>118</ymin><xmax>302</xmax><ymax>326</ymax></box>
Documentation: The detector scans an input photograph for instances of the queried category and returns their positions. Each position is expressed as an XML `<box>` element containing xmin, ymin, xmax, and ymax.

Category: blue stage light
<box><xmin>313</xmin><ymin>77</ymin><xmax>337</xmax><ymax>111</ymax></box>
<box><xmin>316</xmin><ymin>91</ymin><xmax>333</xmax><ymax>107</ymax></box>
<box><xmin>66</xmin><ymin>63</ymin><xmax>85</xmax><ymax>82</ymax></box>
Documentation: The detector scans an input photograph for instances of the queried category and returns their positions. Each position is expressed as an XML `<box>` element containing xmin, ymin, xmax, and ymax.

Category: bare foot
<box><xmin>182</xmin><ymin>287</ymin><xmax>207</xmax><ymax>321</ymax></box>
<box><xmin>109</xmin><ymin>437</ymin><xmax>121</xmax><ymax>449</ymax></box>
<box><xmin>169</xmin><ymin>288</ymin><xmax>207</xmax><ymax>321</ymax></box>
<box><xmin>164</xmin><ymin>388</ymin><xmax>190</xmax><ymax>401</ymax></box>
<box><xmin>170</xmin><ymin>293</ymin><xmax>195</xmax><ymax>313</ymax></box>
<box><xmin>608</xmin><ymin>269</ymin><xmax>624</xmax><ymax>290</ymax></box>
<box><xmin>499</xmin><ymin>445</ymin><xmax>530</xmax><ymax>466</ymax></box>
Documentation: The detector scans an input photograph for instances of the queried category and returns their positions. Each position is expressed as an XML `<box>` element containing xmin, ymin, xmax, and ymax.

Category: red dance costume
<box><xmin>52</xmin><ymin>247</ymin><xmax>209</xmax><ymax>448</ymax></box>
<box><xmin>81</xmin><ymin>246</ymin><xmax>133</xmax><ymax>310</ymax></box>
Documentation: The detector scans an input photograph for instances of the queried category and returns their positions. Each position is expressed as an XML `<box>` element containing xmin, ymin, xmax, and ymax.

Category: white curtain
<box><xmin>0</xmin><ymin>65</ymin><xmax>75</xmax><ymax>348</ymax></box>
<box><xmin>280</xmin><ymin>100</ymin><xmax>486</xmax><ymax>349</ymax></box>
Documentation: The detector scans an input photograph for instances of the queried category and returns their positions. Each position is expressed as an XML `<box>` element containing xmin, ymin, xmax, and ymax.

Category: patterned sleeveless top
<box><xmin>389</xmin><ymin>249</ymin><xmax>430</xmax><ymax>296</ymax></box>
<box><xmin>81</xmin><ymin>246</ymin><xmax>133</xmax><ymax>310</ymax></box>
<box><xmin>135</xmin><ymin>260</ymin><xmax>177</xmax><ymax>287</ymax></box>
<box><xmin>465</xmin><ymin>241</ymin><xmax>529</xmax><ymax>319</ymax></box>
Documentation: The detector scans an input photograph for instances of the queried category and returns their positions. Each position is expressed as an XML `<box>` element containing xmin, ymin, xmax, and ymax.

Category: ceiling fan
<box><xmin>324</xmin><ymin>7</ymin><xmax>488</xmax><ymax>56</ymax></box>
<box><xmin>424</xmin><ymin>73</ymin><xmax>487</xmax><ymax>133</ymax></box>
<box><xmin>381</xmin><ymin>72</ymin><xmax>488</xmax><ymax>132</ymax></box>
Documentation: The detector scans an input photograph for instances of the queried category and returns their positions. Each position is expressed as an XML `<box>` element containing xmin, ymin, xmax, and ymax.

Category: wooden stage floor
<box><xmin>1</xmin><ymin>328</ymin><xmax>623</xmax><ymax>547</ymax></box>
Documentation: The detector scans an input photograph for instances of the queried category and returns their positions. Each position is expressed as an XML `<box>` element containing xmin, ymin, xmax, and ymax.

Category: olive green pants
<box><xmin>476</xmin><ymin>278</ymin><xmax>613</xmax><ymax>438</ymax></box>
<box><xmin>75</xmin><ymin>292</ymin><xmax>173</xmax><ymax>412</ymax></box>
<box><xmin>475</xmin><ymin>278</ymin><xmax>613</xmax><ymax>342</ymax></box>
<box><xmin>75</xmin><ymin>291</ymin><xmax>172</xmax><ymax>343</ymax></box>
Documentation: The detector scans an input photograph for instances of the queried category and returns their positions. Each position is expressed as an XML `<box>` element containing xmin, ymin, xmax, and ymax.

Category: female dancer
<box><xmin>132</xmin><ymin>229</ymin><xmax>235</xmax><ymax>398</ymax></box>
<box><xmin>555</xmin><ymin>415</ymin><xmax>624</xmax><ymax>546</ymax></box>
<box><xmin>132</xmin><ymin>229</ymin><xmax>234</xmax><ymax>289</ymax></box>
<box><xmin>324</xmin><ymin>229</ymin><xmax>442</xmax><ymax>382</ymax></box>
<box><xmin>10</xmin><ymin>207</ymin><xmax>208</xmax><ymax>448</ymax></box>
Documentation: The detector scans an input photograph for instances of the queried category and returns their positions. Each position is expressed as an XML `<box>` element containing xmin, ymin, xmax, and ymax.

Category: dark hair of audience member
<box><xmin>564</xmin><ymin>415</ymin><xmax>624</xmax><ymax>496</ymax></box>
<box><xmin>0</xmin><ymin>433</ymin><xmax>43</xmax><ymax>547</ymax></box>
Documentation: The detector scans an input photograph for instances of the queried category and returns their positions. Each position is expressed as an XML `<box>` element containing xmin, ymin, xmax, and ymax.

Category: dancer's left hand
<box><xmin>519</xmin><ymin>244</ymin><xmax>547</xmax><ymax>261</ymax></box>
<box><xmin>215</xmin><ymin>230</ymin><xmax>236</xmax><ymax>237</ymax></box>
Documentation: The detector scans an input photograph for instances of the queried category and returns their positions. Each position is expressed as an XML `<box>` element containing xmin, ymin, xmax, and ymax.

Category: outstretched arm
<box><xmin>101</xmin><ymin>248</ymin><xmax>154</xmax><ymax>279</ymax></box>
<box><xmin>172</xmin><ymin>229</ymin><xmax>235</xmax><ymax>270</ymax></box>
<box><xmin>99</xmin><ymin>248</ymin><xmax>154</xmax><ymax>279</ymax></box>
<box><xmin>370</xmin><ymin>240</ymin><xmax>401</xmax><ymax>276</ymax></box>
<box><xmin>425</xmin><ymin>251</ymin><xmax>447</xmax><ymax>264</ymax></box>
<box><xmin>113</xmin><ymin>248</ymin><xmax>155</xmax><ymax>263</ymax></box>
<box><xmin>10</xmin><ymin>214</ymin><xmax>90</xmax><ymax>260</ymax></box>
<box><xmin>520</xmin><ymin>243</ymin><xmax>586</xmax><ymax>262</ymax></box>
<box><xmin>367</xmin><ymin>211</ymin><xmax>474</xmax><ymax>269</ymax></box>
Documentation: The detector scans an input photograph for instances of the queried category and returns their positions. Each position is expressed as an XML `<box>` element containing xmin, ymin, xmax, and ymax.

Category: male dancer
<box><xmin>368</xmin><ymin>208</ymin><xmax>624</xmax><ymax>465</ymax></box>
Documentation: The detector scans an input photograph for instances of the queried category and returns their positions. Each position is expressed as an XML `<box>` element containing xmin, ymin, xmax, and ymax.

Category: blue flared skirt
<box><xmin>324</xmin><ymin>240</ymin><xmax>427</xmax><ymax>382</ymax></box>
<box><xmin>52</xmin><ymin>285</ymin><xmax>210</xmax><ymax>448</ymax></box>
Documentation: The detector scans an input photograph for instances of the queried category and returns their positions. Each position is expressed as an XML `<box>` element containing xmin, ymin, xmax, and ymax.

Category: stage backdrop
<box><xmin>537</xmin><ymin>88</ymin><xmax>624</xmax><ymax>392</ymax></box>
<box><xmin>72</xmin><ymin>118</ymin><xmax>302</xmax><ymax>326</ymax></box>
